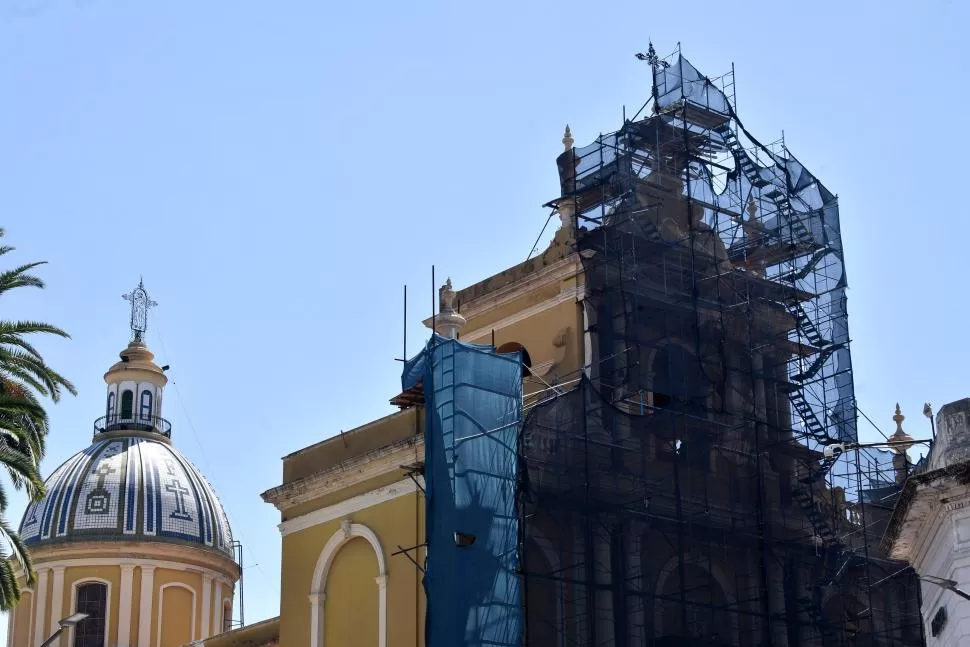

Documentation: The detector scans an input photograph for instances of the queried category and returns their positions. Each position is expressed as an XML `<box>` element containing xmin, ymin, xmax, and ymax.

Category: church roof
<box><xmin>19</xmin><ymin>433</ymin><xmax>234</xmax><ymax>559</ymax></box>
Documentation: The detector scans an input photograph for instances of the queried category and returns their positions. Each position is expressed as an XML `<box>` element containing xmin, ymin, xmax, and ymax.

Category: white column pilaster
<box><xmin>137</xmin><ymin>566</ymin><xmax>156</xmax><ymax>647</ymax></box>
<box><xmin>118</xmin><ymin>563</ymin><xmax>135</xmax><ymax>646</ymax></box>
<box><xmin>308</xmin><ymin>592</ymin><xmax>325</xmax><ymax>647</ymax></box>
<box><xmin>376</xmin><ymin>575</ymin><xmax>387</xmax><ymax>647</ymax></box>
<box><xmin>200</xmin><ymin>574</ymin><xmax>213</xmax><ymax>638</ymax></box>
<box><xmin>33</xmin><ymin>567</ymin><xmax>49</xmax><ymax>647</ymax></box>
<box><xmin>212</xmin><ymin>579</ymin><xmax>224</xmax><ymax>634</ymax></box>
<box><xmin>48</xmin><ymin>566</ymin><xmax>66</xmax><ymax>647</ymax></box>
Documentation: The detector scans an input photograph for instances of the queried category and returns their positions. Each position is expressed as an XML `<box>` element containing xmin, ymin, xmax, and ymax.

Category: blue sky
<box><xmin>0</xmin><ymin>0</ymin><xmax>966</xmax><ymax>635</ymax></box>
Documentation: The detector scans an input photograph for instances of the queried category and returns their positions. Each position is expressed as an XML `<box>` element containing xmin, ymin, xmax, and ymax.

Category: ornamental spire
<box><xmin>122</xmin><ymin>278</ymin><xmax>157</xmax><ymax>343</ymax></box>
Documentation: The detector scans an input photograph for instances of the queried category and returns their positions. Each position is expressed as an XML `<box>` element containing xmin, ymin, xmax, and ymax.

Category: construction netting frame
<box><xmin>518</xmin><ymin>49</ymin><xmax>925</xmax><ymax>646</ymax></box>
<box><xmin>404</xmin><ymin>335</ymin><xmax>523</xmax><ymax>647</ymax></box>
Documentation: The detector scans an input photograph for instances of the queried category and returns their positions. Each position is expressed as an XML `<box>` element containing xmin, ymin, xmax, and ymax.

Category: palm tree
<box><xmin>0</xmin><ymin>229</ymin><xmax>75</xmax><ymax>609</ymax></box>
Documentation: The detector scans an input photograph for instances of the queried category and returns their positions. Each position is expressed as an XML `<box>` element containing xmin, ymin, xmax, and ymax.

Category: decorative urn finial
<box><xmin>436</xmin><ymin>278</ymin><xmax>465</xmax><ymax>339</ymax></box>
<box><xmin>888</xmin><ymin>403</ymin><xmax>916</xmax><ymax>455</ymax></box>
<box><xmin>562</xmin><ymin>125</ymin><xmax>574</xmax><ymax>151</ymax></box>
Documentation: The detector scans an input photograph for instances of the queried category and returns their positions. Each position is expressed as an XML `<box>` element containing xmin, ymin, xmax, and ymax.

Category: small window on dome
<box><xmin>120</xmin><ymin>390</ymin><xmax>133</xmax><ymax>420</ymax></box>
<box><xmin>140</xmin><ymin>389</ymin><xmax>153</xmax><ymax>421</ymax></box>
<box><xmin>106</xmin><ymin>392</ymin><xmax>115</xmax><ymax>421</ymax></box>
<box><xmin>73</xmin><ymin>582</ymin><xmax>107</xmax><ymax>647</ymax></box>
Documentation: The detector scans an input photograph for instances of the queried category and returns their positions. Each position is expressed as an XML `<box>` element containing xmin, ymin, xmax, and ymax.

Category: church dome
<box><xmin>19</xmin><ymin>432</ymin><xmax>234</xmax><ymax>558</ymax></box>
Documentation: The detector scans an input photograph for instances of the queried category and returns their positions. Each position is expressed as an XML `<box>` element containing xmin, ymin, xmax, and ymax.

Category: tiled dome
<box><xmin>19</xmin><ymin>434</ymin><xmax>234</xmax><ymax>558</ymax></box>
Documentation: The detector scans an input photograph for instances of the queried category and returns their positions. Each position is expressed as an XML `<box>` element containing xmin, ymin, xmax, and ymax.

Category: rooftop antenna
<box><xmin>122</xmin><ymin>278</ymin><xmax>157</xmax><ymax>343</ymax></box>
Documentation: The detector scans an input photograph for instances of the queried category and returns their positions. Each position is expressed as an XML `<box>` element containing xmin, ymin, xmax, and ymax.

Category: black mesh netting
<box><xmin>516</xmin><ymin>53</ymin><xmax>924</xmax><ymax>647</ymax></box>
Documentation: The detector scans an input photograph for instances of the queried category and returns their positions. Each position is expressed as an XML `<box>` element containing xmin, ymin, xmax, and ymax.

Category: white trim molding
<box><xmin>70</xmin><ymin>577</ymin><xmax>113</xmax><ymax>647</ymax></box>
<box><xmin>31</xmin><ymin>557</ymin><xmax>226</xmax><ymax>582</ymax></box>
<box><xmin>429</xmin><ymin>254</ymin><xmax>583</xmax><ymax>327</ymax></box>
<box><xmin>200</xmin><ymin>573</ymin><xmax>213</xmax><ymax>638</ymax></box>
<box><xmin>279</xmin><ymin>478</ymin><xmax>419</xmax><ymax>537</ymax></box>
<box><xmin>156</xmin><ymin>582</ymin><xmax>197</xmax><ymax>647</ymax></box>
<box><xmin>32</xmin><ymin>567</ymin><xmax>49</xmax><ymax>647</ymax></box>
<box><xmin>48</xmin><ymin>565</ymin><xmax>65</xmax><ymax>647</ymax></box>
<box><xmin>118</xmin><ymin>563</ymin><xmax>135</xmax><ymax>646</ymax></box>
<box><xmin>263</xmin><ymin>437</ymin><xmax>422</xmax><ymax>512</ymax></box>
<box><xmin>138</xmin><ymin>565</ymin><xmax>156</xmax><ymax>647</ymax></box>
<box><xmin>461</xmin><ymin>283</ymin><xmax>584</xmax><ymax>343</ymax></box>
<box><xmin>309</xmin><ymin>521</ymin><xmax>387</xmax><ymax>647</ymax></box>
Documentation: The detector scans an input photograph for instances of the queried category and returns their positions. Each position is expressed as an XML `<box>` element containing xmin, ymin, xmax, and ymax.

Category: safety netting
<box><xmin>404</xmin><ymin>335</ymin><xmax>523</xmax><ymax>647</ymax></box>
<box><xmin>517</xmin><ymin>49</ymin><xmax>924</xmax><ymax>646</ymax></box>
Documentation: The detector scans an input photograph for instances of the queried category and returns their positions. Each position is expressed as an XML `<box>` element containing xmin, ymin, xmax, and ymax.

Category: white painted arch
<box><xmin>157</xmin><ymin>582</ymin><xmax>197</xmax><ymax>647</ymax></box>
<box><xmin>309</xmin><ymin>520</ymin><xmax>387</xmax><ymax>647</ymax></box>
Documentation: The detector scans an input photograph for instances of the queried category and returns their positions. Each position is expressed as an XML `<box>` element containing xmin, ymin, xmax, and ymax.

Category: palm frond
<box><xmin>0</xmin><ymin>446</ymin><xmax>43</xmax><ymax>496</ymax></box>
<box><xmin>0</xmin><ymin>320</ymin><xmax>72</xmax><ymax>339</ymax></box>
<box><xmin>0</xmin><ymin>262</ymin><xmax>48</xmax><ymax>294</ymax></box>
<box><xmin>0</xmin><ymin>350</ymin><xmax>77</xmax><ymax>400</ymax></box>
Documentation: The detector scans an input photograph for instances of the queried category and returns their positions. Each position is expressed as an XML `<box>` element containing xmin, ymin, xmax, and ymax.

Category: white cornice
<box><xmin>279</xmin><ymin>478</ymin><xmax>420</xmax><ymax>537</ymax></box>
<box><xmin>423</xmin><ymin>255</ymin><xmax>583</xmax><ymax>329</ymax></box>
<box><xmin>20</xmin><ymin>540</ymin><xmax>240</xmax><ymax>580</ymax></box>
<box><xmin>262</xmin><ymin>437</ymin><xmax>424</xmax><ymax>512</ymax></box>
<box><xmin>22</xmin><ymin>557</ymin><xmax>229</xmax><ymax>583</ymax></box>
<box><xmin>460</xmin><ymin>283</ymin><xmax>584</xmax><ymax>343</ymax></box>
<box><xmin>909</xmin><ymin>481</ymin><xmax>967</xmax><ymax>567</ymax></box>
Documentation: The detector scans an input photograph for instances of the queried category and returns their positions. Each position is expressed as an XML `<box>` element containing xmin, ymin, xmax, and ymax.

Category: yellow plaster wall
<box><xmin>279</xmin><ymin>491</ymin><xmax>424</xmax><ymax>647</ymax></box>
<box><xmin>158</xmin><ymin>584</ymin><xmax>194</xmax><ymax>647</ymax></box>
<box><xmin>325</xmin><ymin>537</ymin><xmax>380</xmax><ymax>646</ymax></box>
<box><xmin>152</xmin><ymin>568</ymin><xmax>206</xmax><ymax>645</ymax></box>
<box><xmin>465</xmin><ymin>299</ymin><xmax>584</xmax><ymax>394</ymax></box>
<box><xmin>12</xmin><ymin>589</ymin><xmax>33</xmax><ymax>647</ymax></box>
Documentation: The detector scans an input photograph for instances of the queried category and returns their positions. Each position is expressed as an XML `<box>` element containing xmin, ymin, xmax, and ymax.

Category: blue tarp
<box><xmin>404</xmin><ymin>335</ymin><xmax>523</xmax><ymax>647</ymax></box>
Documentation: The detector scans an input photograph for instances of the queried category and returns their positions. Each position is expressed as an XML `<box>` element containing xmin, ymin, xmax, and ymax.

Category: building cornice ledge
<box><xmin>261</xmin><ymin>435</ymin><xmax>424</xmax><ymax>512</ymax></box>
<box><xmin>423</xmin><ymin>255</ymin><xmax>582</xmax><ymax>329</ymax></box>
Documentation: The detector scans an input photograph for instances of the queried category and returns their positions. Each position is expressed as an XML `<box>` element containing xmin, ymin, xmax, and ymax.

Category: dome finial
<box><xmin>889</xmin><ymin>403</ymin><xmax>916</xmax><ymax>455</ymax></box>
<box><xmin>562</xmin><ymin>125</ymin><xmax>574</xmax><ymax>151</ymax></box>
<box><xmin>122</xmin><ymin>279</ymin><xmax>158</xmax><ymax>343</ymax></box>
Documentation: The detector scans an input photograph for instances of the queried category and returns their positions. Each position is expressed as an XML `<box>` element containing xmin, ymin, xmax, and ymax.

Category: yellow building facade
<box><xmin>258</xmin><ymin>195</ymin><xmax>584</xmax><ymax>647</ymax></box>
<box><xmin>9</xmin><ymin>283</ymin><xmax>240</xmax><ymax>647</ymax></box>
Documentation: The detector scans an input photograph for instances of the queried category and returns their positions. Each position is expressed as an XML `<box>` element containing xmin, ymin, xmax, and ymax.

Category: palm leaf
<box><xmin>0</xmin><ymin>262</ymin><xmax>47</xmax><ymax>294</ymax></box>
<box><xmin>0</xmin><ymin>230</ymin><xmax>74</xmax><ymax>608</ymax></box>
<box><xmin>0</xmin><ymin>320</ymin><xmax>72</xmax><ymax>339</ymax></box>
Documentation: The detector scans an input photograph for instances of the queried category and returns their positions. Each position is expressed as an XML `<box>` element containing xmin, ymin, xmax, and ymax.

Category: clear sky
<box><xmin>0</xmin><ymin>0</ymin><xmax>966</xmax><ymax>636</ymax></box>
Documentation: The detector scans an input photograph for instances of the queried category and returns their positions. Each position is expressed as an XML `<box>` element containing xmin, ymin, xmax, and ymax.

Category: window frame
<box><xmin>139</xmin><ymin>389</ymin><xmax>153</xmax><ymax>421</ymax></box>
<box><xmin>120</xmin><ymin>390</ymin><xmax>134</xmax><ymax>420</ymax></box>
<box><xmin>71</xmin><ymin>579</ymin><xmax>110</xmax><ymax>647</ymax></box>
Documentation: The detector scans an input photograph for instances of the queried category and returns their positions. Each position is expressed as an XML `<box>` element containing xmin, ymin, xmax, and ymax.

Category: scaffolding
<box><xmin>516</xmin><ymin>47</ymin><xmax>925</xmax><ymax>647</ymax></box>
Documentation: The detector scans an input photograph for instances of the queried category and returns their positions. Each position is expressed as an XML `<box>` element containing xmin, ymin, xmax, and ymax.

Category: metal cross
<box><xmin>122</xmin><ymin>278</ymin><xmax>157</xmax><ymax>342</ymax></box>
<box><xmin>634</xmin><ymin>42</ymin><xmax>669</xmax><ymax>70</ymax></box>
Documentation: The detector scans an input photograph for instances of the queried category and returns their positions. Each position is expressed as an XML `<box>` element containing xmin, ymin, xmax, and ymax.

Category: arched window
<box><xmin>223</xmin><ymin>600</ymin><xmax>233</xmax><ymax>633</ymax></box>
<box><xmin>496</xmin><ymin>342</ymin><xmax>532</xmax><ymax>378</ymax></box>
<box><xmin>74</xmin><ymin>582</ymin><xmax>107</xmax><ymax>647</ymax></box>
<box><xmin>120</xmin><ymin>390</ymin><xmax>133</xmax><ymax>419</ymax></box>
<box><xmin>139</xmin><ymin>389</ymin><xmax>153</xmax><ymax>421</ymax></box>
<box><xmin>106</xmin><ymin>392</ymin><xmax>116</xmax><ymax>420</ymax></box>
